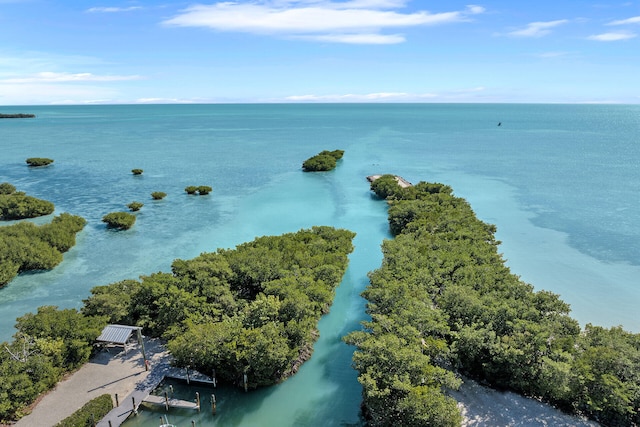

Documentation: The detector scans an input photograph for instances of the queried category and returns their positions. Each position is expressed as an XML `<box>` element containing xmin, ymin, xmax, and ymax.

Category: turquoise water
<box><xmin>1</xmin><ymin>104</ymin><xmax>639</xmax><ymax>425</ymax></box>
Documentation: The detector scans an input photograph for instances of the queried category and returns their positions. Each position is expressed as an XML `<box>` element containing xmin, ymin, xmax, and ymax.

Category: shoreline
<box><xmin>0</xmin><ymin>113</ymin><xmax>35</xmax><ymax>119</ymax></box>
<box><xmin>366</xmin><ymin>174</ymin><xmax>412</xmax><ymax>188</ymax></box>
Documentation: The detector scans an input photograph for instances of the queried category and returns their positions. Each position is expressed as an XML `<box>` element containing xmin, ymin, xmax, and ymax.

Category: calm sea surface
<box><xmin>1</xmin><ymin>104</ymin><xmax>638</xmax><ymax>426</ymax></box>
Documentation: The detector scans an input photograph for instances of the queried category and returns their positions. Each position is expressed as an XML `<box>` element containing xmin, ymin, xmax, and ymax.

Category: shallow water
<box><xmin>1</xmin><ymin>104</ymin><xmax>638</xmax><ymax>425</ymax></box>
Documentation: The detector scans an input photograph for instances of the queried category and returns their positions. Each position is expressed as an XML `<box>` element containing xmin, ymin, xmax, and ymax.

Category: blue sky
<box><xmin>1</xmin><ymin>0</ymin><xmax>639</xmax><ymax>105</ymax></box>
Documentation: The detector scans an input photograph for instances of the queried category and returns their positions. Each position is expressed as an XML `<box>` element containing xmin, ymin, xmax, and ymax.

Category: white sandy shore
<box><xmin>452</xmin><ymin>377</ymin><xmax>600</xmax><ymax>427</ymax></box>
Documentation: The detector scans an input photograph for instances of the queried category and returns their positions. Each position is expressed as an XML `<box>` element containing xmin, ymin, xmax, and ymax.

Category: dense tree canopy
<box><xmin>127</xmin><ymin>201</ymin><xmax>143</xmax><ymax>212</ymax></box>
<box><xmin>83</xmin><ymin>226</ymin><xmax>355</xmax><ymax>388</ymax></box>
<box><xmin>185</xmin><ymin>186</ymin><xmax>212</xmax><ymax>195</ymax></box>
<box><xmin>0</xmin><ymin>213</ymin><xmax>86</xmax><ymax>287</ymax></box>
<box><xmin>25</xmin><ymin>158</ymin><xmax>53</xmax><ymax>167</ymax></box>
<box><xmin>0</xmin><ymin>183</ymin><xmax>16</xmax><ymax>195</ymax></box>
<box><xmin>0</xmin><ymin>307</ymin><xmax>106</xmax><ymax>422</ymax></box>
<box><xmin>302</xmin><ymin>149</ymin><xmax>344</xmax><ymax>172</ymax></box>
<box><xmin>346</xmin><ymin>178</ymin><xmax>640</xmax><ymax>427</ymax></box>
<box><xmin>197</xmin><ymin>185</ymin><xmax>212</xmax><ymax>195</ymax></box>
<box><xmin>0</xmin><ymin>184</ymin><xmax>55</xmax><ymax>220</ymax></box>
<box><xmin>102</xmin><ymin>212</ymin><xmax>136</xmax><ymax>230</ymax></box>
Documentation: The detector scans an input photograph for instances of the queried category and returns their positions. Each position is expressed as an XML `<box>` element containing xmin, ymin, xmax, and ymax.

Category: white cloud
<box><xmin>285</xmin><ymin>92</ymin><xmax>438</xmax><ymax>102</ymax></box>
<box><xmin>0</xmin><ymin>82</ymin><xmax>122</xmax><ymax>105</ymax></box>
<box><xmin>587</xmin><ymin>31</ymin><xmax>637</xmax><ymax>41</ymax></box>
<box><xmin>282</xmin><ymin>86</ymin><xmax>491</xmax><ymax>102</ymax></box>
<box><xmin>329</xmin><ymin>0</ymin><xmax>408</xmax><ymax>8</ymax></box>
<box><xmin>1</xmin><ymin>72</ymin><xmax>143</xmax><ymax>83</ymax></box>
<box><xmin>0</xmin><ymin>53</ymin><xmax>145</xmax><ymax>104</ymax></box>
<box><xmin>136</xmin><ymin>97</ymin><xmax>198</xmax><ymax>104</ymax></box>
<box><xmin>507</xmin><ymin>20</ymin><xmax>569</xmax><ymax>38</ymax></box>
<box><xmin>608</xmin><ymin>16</ymin><xmax>640</xmax><ymax>25</ymax></box>
<box><xmin>86</xmin><ymin>6</ymin><xmax>143</xmax><ymax>13</ymax></box>
<box><xmin>300</xmin><ymin>33</ymin><xmax>406</xmax><ymax>44</ymax></box>
<box><xmin>533</xmin><ymin>51</ymin><xmax>571</xmax><ymax>58</ymax></box>
<box><xmin>51</xmin><ymin>99</ymin><xmax>115</xmax><ymax>105</ymax></box>
<box><xmin>162</xmin><ymin>2</ymin><xmax>484</xmax><ymax>44</ymax></box>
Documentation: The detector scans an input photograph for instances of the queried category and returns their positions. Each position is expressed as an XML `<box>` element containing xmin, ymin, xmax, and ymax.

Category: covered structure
<box><xmin>96</xmin><ymin>324</ymin><xmax>148</xmax><ymax>367</ymax></box>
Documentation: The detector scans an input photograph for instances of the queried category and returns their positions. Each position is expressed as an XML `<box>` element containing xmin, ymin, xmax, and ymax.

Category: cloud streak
<box><xmin>2</xmin><ymin>72</ymin><xmax>143</xmax><ymax>84</ymax></box>
<box><xmin>163</xmin><ymin>1</ymin><xmax>485</xmax><ymax>44</ymax></box>
<box><xmin>285</xmin><ymin>92</ymin><xmax>436</xmax><ymax>101</ymax></box>
<box><xmin>86</xmin><ymin>6</ymin><xmax>143</xmax><ymax>13</ymax></box>
<box><xmin>608</xmin><ymin>16</ymin><xmax>640</xmax><ymax>26</ymax></box>
<box><xmin>587</xmin><ymin>31</ymin><xmax>636</xmax><ymax>41</ymax></box>
<box><xmin>507</xmin><ymin>20</ymin><xmax>569</xmax><ymax>38</ymax></box>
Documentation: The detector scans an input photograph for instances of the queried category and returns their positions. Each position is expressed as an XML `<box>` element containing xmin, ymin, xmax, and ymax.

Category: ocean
<box><xmin>0</xmin><ymin>104</ymin><xmax>638</xmax><ymax>426</ymax></box>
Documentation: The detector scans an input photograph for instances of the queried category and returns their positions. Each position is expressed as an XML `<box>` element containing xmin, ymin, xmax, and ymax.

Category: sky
<box><xmin>0</xmin><ymin>0</ymin><xmax>639</xmax><ymax>105</ymax></box>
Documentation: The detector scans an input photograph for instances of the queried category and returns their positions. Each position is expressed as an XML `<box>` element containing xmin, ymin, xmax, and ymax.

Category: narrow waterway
<box><xmin>122</xmin><ymin>149</ymin><xmax>391</xmax><ymax>426</ymax></box>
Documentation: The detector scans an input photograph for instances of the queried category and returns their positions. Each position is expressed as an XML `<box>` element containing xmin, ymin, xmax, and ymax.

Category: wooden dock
<box><xmin>96</xmin><ymin>355</ymin><xmax>210</xmax><ymax>427</ymax></box>
<box><xmin>142</xmin><ymin>394</ymin><xmax>199</xmax><ymax>410</ymax></box>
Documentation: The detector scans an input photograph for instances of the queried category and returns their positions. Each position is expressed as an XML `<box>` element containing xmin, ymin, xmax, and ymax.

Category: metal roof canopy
<box><xmin>96</xmin><ymin>324</ymin><xmax>141</xmax><ymax>345</ymax></box>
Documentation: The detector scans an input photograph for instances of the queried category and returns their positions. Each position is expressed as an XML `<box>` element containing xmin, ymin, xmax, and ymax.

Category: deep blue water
<box><xmin>1</xmin><ymin>104</ymin><xmax>638</xmax><ymax>426</ymax></box>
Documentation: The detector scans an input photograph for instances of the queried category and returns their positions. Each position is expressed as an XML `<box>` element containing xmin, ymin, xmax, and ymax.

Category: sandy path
<box><xmin>12</xmin><ymin>339</ymin><xmax>166</xmax><ymax>427</ymax></box>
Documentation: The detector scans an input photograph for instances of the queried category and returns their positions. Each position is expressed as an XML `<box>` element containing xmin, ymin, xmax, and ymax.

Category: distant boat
<box><xmin>497</xmin><ymin>122</ymin><xmax>502</xmax><ymax>126</ymax></box>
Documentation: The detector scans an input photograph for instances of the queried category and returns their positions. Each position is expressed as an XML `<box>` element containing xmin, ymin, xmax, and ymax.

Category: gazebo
<box><xmin>96</xmin><ymin>324</ymin><xmax>148</xmax><ymax>367</ymax></box>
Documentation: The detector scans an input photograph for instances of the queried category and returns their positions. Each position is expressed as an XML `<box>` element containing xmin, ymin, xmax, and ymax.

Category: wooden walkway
<box><xmin>96</xmin><ymin>355</ymin><xmax>210</xmax><ymax>427</ymax></box>
<box><xmin>96</xmin><ymin>361</ymin><xmax>173</xmax><ymax>427</ymax></box>
<box><xmin>142</xmin><ymin>394</ymin><xmax>199</xmax><ymax>410</ymax></box>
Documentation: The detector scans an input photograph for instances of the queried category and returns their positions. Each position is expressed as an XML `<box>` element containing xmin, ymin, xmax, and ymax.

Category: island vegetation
<box><xmin>151</xmin><ymin>191</ymin><xmax>167</xmax><ymax>200</ymax></box>
<box><xmin>25</xmin><ymin>158</ymin><xmax>54</xmax><ymax>167</ymax></box>
<box><xmin>0</xmin><ymin>183</ymin><xmax>55</xmax><ymax>220</ymax></box>
<box><xmin>302</xmin><ymin>149</ymin><xmax>344</xmax><ymax>172</ymax></box>
<box><xmin>102</xmin><ymin>212</ymin><xmax>136</xmax><ymax>230</ymax></box>
<box><xmin>127</xmin><ymin>201</ymin><xmax>143</xmax><ymax>212</ymax></box>
<box><xmin>0</xmin><ymin>227</ymin><xmax>352</xmax><ymax>422</ymax></box>
<box><xmin>0</xmin><ymin>213</ymin><xmax>86</xmax><ymax>287</ymax></box>
<box><xmin>2</xmin><ymin>163</ymin><xmax>638</xmax><ymax>427</ymax></box>
<box><xmin>185</xmin><ymin>185</ymin><xmax>212</xmax><ymax>195</ymax></box>
<box><xmin>345</xmin><ymin>175</ymin><xmax>640</xmax><ymax>427</ymax></box>
<box><xmin>82</xmin><ymin>226</ymin><xmax>355</xmax><ymax>388</ymax></box>
<box><xmin>131</xmin><ymin>168</ymin><xmax>143</xmax><ymax>175</ymax></box>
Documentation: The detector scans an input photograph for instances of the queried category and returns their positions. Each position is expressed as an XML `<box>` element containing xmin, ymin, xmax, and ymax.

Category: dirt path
<box><xmin>13</xmin><ymin>339</ymin><xmax>167</xmax><ymax>427</ymax></box>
